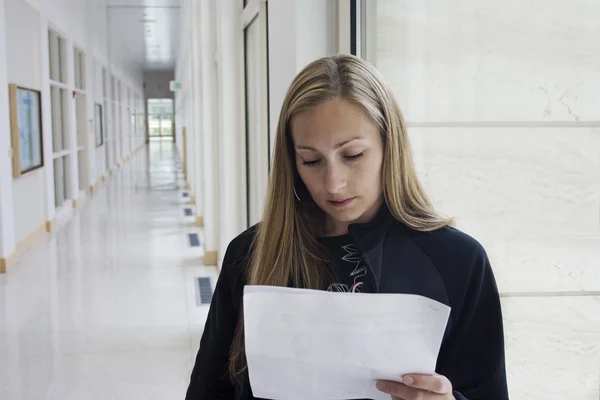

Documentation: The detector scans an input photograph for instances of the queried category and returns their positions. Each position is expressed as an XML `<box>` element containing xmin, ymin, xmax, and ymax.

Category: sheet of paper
<box><xmin>243</xmin><ymin>285</ymin><xmax>451</xmax><ymax>400</ymax></box>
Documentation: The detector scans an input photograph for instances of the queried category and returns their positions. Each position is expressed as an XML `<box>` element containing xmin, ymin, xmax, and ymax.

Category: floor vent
<box><xmin>188</xmin><ymin>233</ymin><xmax>201</xmax><ymax>247</ymax></box>
<box><xmin>196</xmin><ymin>277</ymin><xmax>213</xmax><ymax>305</ymax></box>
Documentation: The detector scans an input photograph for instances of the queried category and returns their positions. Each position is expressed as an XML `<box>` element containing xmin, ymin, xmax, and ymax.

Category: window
<box><xmin>49</xmin><ymin>28</ymin><xmax>70</xmax><ymax>209</ymax></box>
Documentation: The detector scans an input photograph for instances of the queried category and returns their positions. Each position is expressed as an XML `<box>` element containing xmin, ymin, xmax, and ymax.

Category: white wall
<box><xmin>267</xmin><ymin>0</ymin><xmax>337</xmax><ymax>152</ymax></box>
<box><xmin>5</xmin><ymin>0</ymin><xmax>47</xmax><ymax>243</ymax></box>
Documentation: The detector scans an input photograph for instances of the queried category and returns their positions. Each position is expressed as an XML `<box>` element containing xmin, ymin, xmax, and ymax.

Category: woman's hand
<box><xmin>376</xmin><ymin>374</ymin><xmax>455</xmax><ymax>400</ymax></box>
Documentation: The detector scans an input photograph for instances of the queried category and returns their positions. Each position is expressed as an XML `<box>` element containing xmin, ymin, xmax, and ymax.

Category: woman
<box><xmin>186</xmin><ymin>55</ymin><xmax>509</xmax><ymax>400</ymax></box>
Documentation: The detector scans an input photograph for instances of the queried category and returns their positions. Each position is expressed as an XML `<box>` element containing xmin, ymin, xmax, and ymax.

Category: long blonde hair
<box><xmin>229</xmin><ymin>54</ymin><xmax>452</xmax><ymax>377</ymax></box>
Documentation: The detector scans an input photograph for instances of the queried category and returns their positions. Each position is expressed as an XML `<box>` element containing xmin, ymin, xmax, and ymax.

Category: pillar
<box><xmin>215</xmin><ymin>0</ymin><xmax>247</xmax><ymax>266</ymax></box>
<box><xmin>199</xmin><ymin>0</ymin><xmax>219</xmax><ymax>265</ymax></box>
<box><xmin>191</xmin><ymin>0</ymin><xmax>205</xmax><ymax>223</ymax></box>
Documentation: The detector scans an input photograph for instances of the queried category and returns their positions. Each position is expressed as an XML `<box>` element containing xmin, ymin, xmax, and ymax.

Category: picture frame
<box><xmin>8</xmin><ymin>84</ymin><xmax>44</xmax><ymax>179</ymax></box>
<box><xmin>95</xmin><ymin>103</ymin><xmax>103</xmax><ymax>147</ymax></box>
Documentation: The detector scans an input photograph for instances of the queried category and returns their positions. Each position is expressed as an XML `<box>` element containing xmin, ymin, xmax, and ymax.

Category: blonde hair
<box><xmin>229</xmin><ymin>54</ymin><xmax>452</xmax><ymax>377</ymax></box>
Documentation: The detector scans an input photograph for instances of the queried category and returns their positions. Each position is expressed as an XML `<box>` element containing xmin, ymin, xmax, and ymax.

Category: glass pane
<box><xmin>60</xmin><ymin>88</ymin><xmax>69</xmax><ymax>150</ymax></box>
<box><xmin>48</xmin><ymin>30</ymin><xmax>58</xmax><ymax>81</ymax></box>
<box><xmin>53</xmin><ymin>157</ymin><xmax>65</xmax><ymax>207</ymax></box>
<box><xmin>74</xmin><ymin>49</ymin><xmax>81</xmax><ymax>90</ymax></box>
<box><xmin>51</xmin><ymin>86</ymin><xmax>62</xmax><ymax>152</ymax></box>
<box><xmin>58</xmin><ymin>37</ymin><xmax>67</xmax><ymax>84</ymax></box>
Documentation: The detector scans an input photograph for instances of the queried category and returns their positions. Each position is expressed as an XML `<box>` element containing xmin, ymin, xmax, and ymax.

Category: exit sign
<box><xmin>170</xmin><ymin>81</ymin><xmax>182</xmax><ymax>91</ymax></box>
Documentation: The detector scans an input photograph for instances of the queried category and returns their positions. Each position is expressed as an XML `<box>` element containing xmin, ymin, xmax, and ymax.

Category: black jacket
<box><xmin>186</xmin><ymin>207</ymin><xmax>509</xmax><ymax>399</ymax></box>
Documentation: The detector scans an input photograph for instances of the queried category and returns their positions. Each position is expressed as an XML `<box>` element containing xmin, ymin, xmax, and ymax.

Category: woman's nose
<box><xmin>325</xmin><ymin>164</ymin><xmax>346</xmax><ymax>194</ymax></box>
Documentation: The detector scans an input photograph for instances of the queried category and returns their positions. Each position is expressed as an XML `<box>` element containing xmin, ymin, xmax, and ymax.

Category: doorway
<box><xmin>147</xmin><ymin>98</ymin><xmax>174</xmax><ymax>141</ymax></box>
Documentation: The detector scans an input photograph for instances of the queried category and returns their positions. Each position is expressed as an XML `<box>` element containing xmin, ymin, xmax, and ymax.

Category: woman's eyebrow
<box><xmin>295</xmin><ymin>137</ymin><xmax>363</xmax><ymax>151</ymax></box>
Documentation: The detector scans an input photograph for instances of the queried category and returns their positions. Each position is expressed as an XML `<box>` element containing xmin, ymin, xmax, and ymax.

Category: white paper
<box><xmin>243</xmin><ymin>285</ymin><xmax>451</xmax><ymax>400</ymax></box>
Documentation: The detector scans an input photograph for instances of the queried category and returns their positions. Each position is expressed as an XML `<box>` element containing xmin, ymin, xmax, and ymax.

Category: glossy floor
<box><xmin>0</xmin><ymin>141</ymin><xmax>213</xmax><ymax>399</ymax></box>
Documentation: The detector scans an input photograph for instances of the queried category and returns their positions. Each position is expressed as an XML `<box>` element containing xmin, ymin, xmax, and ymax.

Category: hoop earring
<box><xmin>293</xmin><ymin>186</ymin><xmax>302</xmax><ymax>202</ymax></box>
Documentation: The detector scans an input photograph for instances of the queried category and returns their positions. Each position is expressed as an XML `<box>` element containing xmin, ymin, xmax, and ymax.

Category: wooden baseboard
<box><xmin>16</xmin><ymin>222</ymin><xmax>46</xmax><ymax>255</ymax></box>
<box><xmin>203</xmin><ymin>250</ymin><xmax>218</xmax><ymax>266</ymax></box>
<box><xmin>45</xmin><ymin>219</ymin><xmax>56</xmax><ymax>233</ymax></box>
<box><xmin>188</xmin><ymin>195</ymin><xmax>196</xmax><ymax>205</ymax></box>
<box><xmin>195</xmin><ymin>216</ymin><xmax>204</xmax><ymax>227</ymax></box>
<box><xmin>2</xmin><ymin>221</ymin><xmax>47</xmax><ymax>272</ymax></box>
<box><xmin>0</xmin><ymin>252</ymin><xmax>18</xmax><ymax>273</ymax></box>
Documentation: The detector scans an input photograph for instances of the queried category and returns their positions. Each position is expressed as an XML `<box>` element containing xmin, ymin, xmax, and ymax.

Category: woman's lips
<box><xmin>328</xmin><ymin>197</ymin><xmax>355</xmax><ymax>208</ymax></box>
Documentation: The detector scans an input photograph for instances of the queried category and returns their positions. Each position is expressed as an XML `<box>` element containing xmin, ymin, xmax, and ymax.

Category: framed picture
<box><xmin>8</xmin><ymin>84</ymin><xmax>44</xmax><ymax>178</ymax></box>
<box><xmin>95</xmin><ymin>103</ymin><xmax>104</xmax><ymax>147</ymax></box>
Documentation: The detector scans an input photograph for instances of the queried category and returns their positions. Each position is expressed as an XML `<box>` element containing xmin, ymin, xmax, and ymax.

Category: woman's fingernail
<box><xmin>403</xmin><ymin>376</ymin><xmax>414</xmax><ymax>385</ymax></box>
<box><xmin>376</xmin><ymin>381</ymin><xmax>386</xmax><ymax>391</ymax></box>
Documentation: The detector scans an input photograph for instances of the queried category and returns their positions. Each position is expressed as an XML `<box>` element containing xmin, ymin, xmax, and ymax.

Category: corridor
<box><xmin>0</xmin><ymin>142</ymin><xmax>213</xmax><ymax>399</ymax></box>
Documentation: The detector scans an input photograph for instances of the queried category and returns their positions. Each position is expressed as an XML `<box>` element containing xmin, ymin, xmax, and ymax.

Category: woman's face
<box><xmin>291</xmin><ymin>98</ymin><xmax>384</xmax><ymax>236</ymax></box>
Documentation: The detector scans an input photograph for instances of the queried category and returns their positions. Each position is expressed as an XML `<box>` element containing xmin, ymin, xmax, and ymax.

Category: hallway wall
<box><xmin>0</xmin><ymin>0</ymin><xmax>146</xmax><ymax>268</ymax></box>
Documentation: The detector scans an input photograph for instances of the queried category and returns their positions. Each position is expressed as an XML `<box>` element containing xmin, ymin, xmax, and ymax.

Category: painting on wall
<box><xmin>8</xmin><ymin>84</ymin><xmax>44</xmax><ymax>178</ymax></box>
<box><xmin>95</xmin><ymin>103</ymin><xmax>103</xmax><ymax>147</ymax></box>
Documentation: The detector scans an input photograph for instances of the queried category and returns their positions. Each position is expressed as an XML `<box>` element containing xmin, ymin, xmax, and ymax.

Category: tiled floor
<box><xmin>1</xmin><ymin>141</ymin><xmax>599</xmax><ymax>399</ymax></box>
<box><xmin>0</xmin><ymin>141</ymin><xmax>214</xmax><ymax>399</ymax></box>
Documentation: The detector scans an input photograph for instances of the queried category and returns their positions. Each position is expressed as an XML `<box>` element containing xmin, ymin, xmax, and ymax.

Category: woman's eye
<box><xmin>345</xmin><ymin>152</ymin><xmax>364</xmax><ymax>161</ymax></box>
<box><xmin>303</xmin><ymin>159</ymin><xmax>321</xmax><ymax>166</ymax></box>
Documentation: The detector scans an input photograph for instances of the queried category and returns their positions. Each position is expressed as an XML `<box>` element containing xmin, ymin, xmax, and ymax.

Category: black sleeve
<box><xmin>437</xmin><ymin>248</ymin><xmax>509</xmax><ymax>400</ymax></box>
<box><xmin>185</xmin><ymin>246</ymin><xmax>240</xmax><ymax>399</ymax></box>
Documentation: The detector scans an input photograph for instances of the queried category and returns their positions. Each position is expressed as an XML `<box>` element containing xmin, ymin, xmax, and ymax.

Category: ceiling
<box><xmin>107</xmin><ymin>0</ymin><xmax>180</xmax><ymax>71</ymax></box>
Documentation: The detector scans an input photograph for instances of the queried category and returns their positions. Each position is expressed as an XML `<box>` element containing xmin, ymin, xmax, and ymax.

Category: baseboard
<box><xmin>195</xmin><ymin>216</ymin><xmax>204</xmax><ymax>227</ymax></box>
<box><xmin>203</xmin><ymin>250</ymin><xmax>218</xmax><ymax>266</ymax></box>
<box><xmin>0</xmin><ymin>252</ymin><xmax>18</xmax><ymax>273</ymax></box>
<box><xmin>16</xmin><ymin>222</ymin><xmax>46</xmax><ymax>255</ymax></box>
<box><xmin>45</xmin><ymin>219</ymin><xmax>56</xmax><ymax>233</ymax></box>
<box><xmin>2</xmin><ymin>221</ymin><xmax>47</xmax><ymax>272</ymax></box>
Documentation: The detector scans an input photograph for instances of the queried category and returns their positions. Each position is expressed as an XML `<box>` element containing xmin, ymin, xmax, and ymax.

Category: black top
<box><xmin>320</xmin><ymin>234</ymin><xmax>373</xmax><ymax>294</ymax></box>
<box><xmin>185</xmin><ymin>206</ymin><xmax>509</xmax><ymax>400</ymax></box>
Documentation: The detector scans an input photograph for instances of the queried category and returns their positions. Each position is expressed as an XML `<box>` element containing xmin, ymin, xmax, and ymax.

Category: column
<box><xmin>192</xmin><ymin>0</ymin><xmax>205</xmax><ymax>224</ymax></box>
<box><xmin>199</xmin><ymin>0</ymin><xmax>219</xmax><ymax>265</ymax></box>
<box><xmin>215</xmin><ymin>0</ymin><xmax>246</xmax><ymax>266</ymax></box>
<box><xmin>39</xmin><ymin>16</ymin><xmax>56</xmax><ymax>230</ymax></box>
<box><xmin>0</xmin><ymin>0</ymin><xmax>16</xmax><ymax>272</ymax></box>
